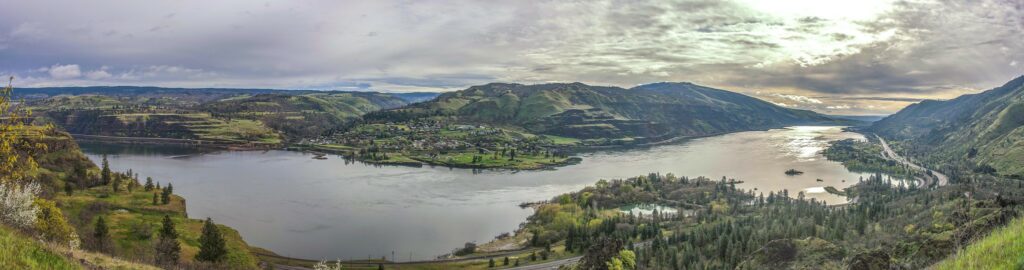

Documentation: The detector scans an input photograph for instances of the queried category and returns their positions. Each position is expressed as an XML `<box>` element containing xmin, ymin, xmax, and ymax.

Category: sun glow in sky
<box><xmin>738</xmin><ymin>0</ymin><xmax>897</xmax><ymax>21</ymax></box>
<box><xmin>0</xmin><ymin>0</ymin><xmax>1021</xmax><ymax>115</ymax></box>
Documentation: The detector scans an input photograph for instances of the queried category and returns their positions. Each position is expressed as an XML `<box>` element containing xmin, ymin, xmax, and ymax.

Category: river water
<box><xmin>80</xmin><ymin>126</ymin><xmax>871</xmax><ymax>261</ymax></box>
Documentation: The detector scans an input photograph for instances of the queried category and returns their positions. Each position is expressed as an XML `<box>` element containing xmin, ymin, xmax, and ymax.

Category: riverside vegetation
<box><xmin>7</xmin><ymin>76</ymin><xmax>1024</xmax><ymax>269</ymax></box>
<box><xmin>507</xmin><ymin>171</ymin><xmax>1022</xmax><ymax>269</ymax></box>
<box><xmin>23</xmin><ymin>82</ymin><xmax>852</xmax><ymax>170</ymax></box>
<box><xmin>2</xmin><ymin>80</ymin><xmax>260</xmax><ymax>269</ymax></box>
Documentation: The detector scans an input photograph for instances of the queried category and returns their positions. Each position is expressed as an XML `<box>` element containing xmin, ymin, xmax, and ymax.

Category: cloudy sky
<box><xmin>1</xmin><ymin>0</ymin><xmax>1022</xmax><ymax>114</ymax></box>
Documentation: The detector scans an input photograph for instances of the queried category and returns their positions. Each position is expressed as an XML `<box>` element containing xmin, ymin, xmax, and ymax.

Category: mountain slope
<box><xmin>24</xmin><ymin>87</ymin><xmax>413</xmax><ymax>143</ymax></box>
<box><xmin>367</xmin><ymin>82</ymin><xmax>843</xmax><ymax>142</ymax></box>
<box><xmin>868</xmin><ymin>75</ymin><xmax>1024</xmax><ymax>175</ymax></box>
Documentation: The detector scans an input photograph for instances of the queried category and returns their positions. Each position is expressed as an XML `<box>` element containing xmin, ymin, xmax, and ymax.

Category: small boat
<box><xmin>816</xmin><ymin>178</ymin><xmax>824</xmax><ymax>182</ymax></box>
<box><xmin>784</xmin><ymin>169</ymin><xmax>804</xmax><ymax>175</ymax></box>
<box><xmin>312</xmin><ymin>153</ymin><xmax>328</xmax><ymax>160</ymax></box>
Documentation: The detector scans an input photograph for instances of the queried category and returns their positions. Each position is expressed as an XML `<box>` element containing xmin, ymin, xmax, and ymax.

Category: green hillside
<box><xmin>0</xmin><ymin>225</ymin><xmax>80</xmax><ymax>270</ymax></box>
<box><xmin>869</xmin><ymin>75</ymin><xmax>1024</xmax><ymax>176</ymax></box>
<box><xmin>202</xmin><ymin>92</ymin><xmax>408</xmax><ymax>139</ymax></box>
<box><xmin>932</xmin><ymin>216</ymin><xmax>1024</xmax><ymax>269</ymax></box>
<box><xmin>27</xmin><ymin>89</ymin><xmax>412</xmax><ymax>144</ymax></box>
<box><xmin>367</xmin><ymin>82</ymin><xmax>843</xmax><ymax>142</ymax></box>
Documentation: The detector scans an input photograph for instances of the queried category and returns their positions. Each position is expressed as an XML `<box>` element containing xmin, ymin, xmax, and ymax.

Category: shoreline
<box><xmin>71</xmin><ymin>123</ymin><xmax>843</xmax><ymax>171</ymax></box>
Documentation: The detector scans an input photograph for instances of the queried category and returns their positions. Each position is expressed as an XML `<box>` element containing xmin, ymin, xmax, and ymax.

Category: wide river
<box><xmin>81</xmin><ymin>126</ymin><xmax>871</xmax><ymax>261</ymax></box>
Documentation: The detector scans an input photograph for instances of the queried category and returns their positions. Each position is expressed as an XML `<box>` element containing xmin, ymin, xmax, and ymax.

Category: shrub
<box><xmin>127</xmin><ymin>220</ymin><xmax>154</xmax><ymax>240</ymax></box>
<box><xmin>0</xmin><ymin>182</ymin><xmax>39</xmax><ymax>229</ymax></box>
<box><xmin>32</xmin><ymin>199</ymin><xmax>78</xmax><ymax>248</ymax></box>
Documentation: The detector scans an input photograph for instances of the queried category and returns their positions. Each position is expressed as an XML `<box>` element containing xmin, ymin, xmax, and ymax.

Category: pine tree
<box><xmin>196</xmin><ymin>218</ymin><xmax>227</xmax><ymax>262</ymax></box>
<box><xmin>101</xmin><ymin>155</ymin><xmax>111</xmax><ymax>185</ymax></box>
<box><xmin>112</xmin><ymin>175</ymin><xmax>121</xmax><ymax>192</ymax></box>
<box><xmin>156</xmin><ymin>215</ymin><xmax>181</xmax><ymax>266</ymax></box>
<box><xmin>64</xmin><ymin>182</ymin><xmax>73</xmax><ymax>196</ymax></box>
<box><xmin>161</xmin><ymin>183</ymin><xmax>173</xmax><ymax>205</ymax></box>
<box><xmin>503</xmin><ymin>256</ymin><xmax>509</xmax><ymax>266</ymax></box>
<box><xmin>144</xmin><ymin>177</ymin><xmax>154</xmax><ymax>191</ymax></box>
<box><xmin>488</xmin><ymin>258</ymin><xmax>495</xmax><ymax>268</ymax></box>
<box><xmin>94</xmin><ymin>216</ymin><xmax>109</xmax><ymax>251</ymax></box>
<box><xmin>153</xmin><ymin>193</ymin><xmax>159</xmax><ymax>205</ymax></box>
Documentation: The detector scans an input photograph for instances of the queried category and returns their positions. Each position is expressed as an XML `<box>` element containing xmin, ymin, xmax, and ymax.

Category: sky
<box><xmin>1</xmin><ymin>0</ymin><xmax>1022</xmax><ymax>115</ymax></box>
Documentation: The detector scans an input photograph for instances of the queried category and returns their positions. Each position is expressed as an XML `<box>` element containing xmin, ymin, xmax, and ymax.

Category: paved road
<box><xmin>507</xmin><ymin>256</ymin><xmax>582</xmax><ymax>270</ymax></box>
<box><xmin>876</xmin><ymin>135</ymin><xmax>949</xmax><ymax>187</ymax></box>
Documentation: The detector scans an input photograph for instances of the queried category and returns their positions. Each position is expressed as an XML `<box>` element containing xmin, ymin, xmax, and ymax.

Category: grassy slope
<box><xmin>19</xmin><ymin>128</ymin><xmax>260</xmax><ymax>269</ymax></box>
<box><xmin>932</xmin><ymin>216</ymin><xmax>1024</xmax><ymax>270</ymax></box>
<box><xmin>57</xmin><ymin>186</ymin><xmax>259</xmax><ymax>269</ymax></box>
<box><xmin>28</xmin><ymin>90</ymin><xmax>411</xmax><ymax>144</ymax></box>
<box><xmin>0</xmin><ymin>226</ymin><xmax>80</xmax><ymax>270</ymax></box>
<box><xmin>869</xmin><ymin>75</ymin><xmax>1024</xmax><ymax>175</ymax></box>
<box><xmin>371</xmin><ymin>82</ymin><xmax>840</xmax><ymax>141</ymax></box>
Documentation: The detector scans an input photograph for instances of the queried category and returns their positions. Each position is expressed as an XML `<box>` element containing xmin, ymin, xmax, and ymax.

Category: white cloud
<box><xmin>47</xmin><ymin>64</ymin><xmax>81</xmax><ymax>79</ymax></box>
<box><xmin>772</xmin><ymin>93</ymin><xmax>823</xmax><ymax>104</ymax></box>
<box><xmin>85</xmin><ymin>70</ymin><xmax>112</xmax><ymax>80</ymax></box>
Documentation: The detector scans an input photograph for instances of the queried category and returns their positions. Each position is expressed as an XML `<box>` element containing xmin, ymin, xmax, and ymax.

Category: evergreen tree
<box><xmin>160</xmin><ymin>215</ymin><xmax>178</xmax><ymax>239</ymax></box>
<box><xmin>196</xmin><ymin>218</ymin><xmax>227</xmax><ymax>262</ymax></box>
<box><xmin>156</xmin><ymin>215</ymin><xmax>181</xmax><ymax>266</ymax></box>
<box><xmin>100</xmin><ymin>154</ymin><xmax>111</xmax><ymax>185</ymax></box>
<box><xmin>64</xmin><ymin>182</ymin><xmax>73</xmax><ymax>196</ymax></box>
<box><xmin>144</xmin><ymin>177</ymin><xmax>154</xmax><ymax>191</ymax></box>
<box><xmin>161</xmin><ymin>183</ymin><xmax>173</xmax><ymax>204</ymax></box>
<box><xmin>112</xmin><ymin>175</ymin><xmax>121</xmax><ymax>192</ymax></box>
<box><xmin>488</xmin><ymin>258</ymin><xmax>495</xmax><ymax>268</ymax></box>
<box><xmin>94</xmin><ymin>216</ymin><xmax>109</xmax><ymax>251</ymax></box>
<box><xmin>153</xmin><ymin>193</ymin><xmax>159</xmax><ymax>205</ymax></box>
<box><xmin>503</xmin><ymin>256</ymin><xmax>509</xmax><ymax>266</ymax></box>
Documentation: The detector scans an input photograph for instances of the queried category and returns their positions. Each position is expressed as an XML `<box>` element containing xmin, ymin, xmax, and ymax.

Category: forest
<box><xmin>520</xmin><ymin>171</ymin><xmax>1023</xmax><ymax>269</ymax></box>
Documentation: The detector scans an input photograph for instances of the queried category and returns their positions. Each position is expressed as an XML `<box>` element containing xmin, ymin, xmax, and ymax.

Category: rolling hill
<box><xmin>20</xmin><ymin>87</ymin><xmax>424</xmax><ymax>144</ymax></box>
<box><xmin>868</xmin><ymin>75</ymin><xmax>1024</xmax><ymax>176</ymax></box>
<box><xmin>366</xmin><ymin>82</ymin><xmax>846</xmax><ymax>143</ymax></box>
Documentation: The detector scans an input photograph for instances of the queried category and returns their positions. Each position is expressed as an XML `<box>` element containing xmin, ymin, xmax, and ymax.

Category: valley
<box><xmin>5</xmin><ymin>76</ymin><xmax>1024</xmax><ymax>270</ymax></box>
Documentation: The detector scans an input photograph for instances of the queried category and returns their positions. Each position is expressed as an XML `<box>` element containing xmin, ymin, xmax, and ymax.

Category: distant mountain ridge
<box><xmin>14</xmin><ymin>86</ymin><xmax>441</xmax><ymax>103</ymax></box>
<box><xmin>869</xmin><ymin>75</ymin><xmax>1024</xmax><ymax>175</ymax></box>
<box><xmin>367</xmin><ymin>81</ymin><xmax>848</xmax><ymax>142</ymax></box>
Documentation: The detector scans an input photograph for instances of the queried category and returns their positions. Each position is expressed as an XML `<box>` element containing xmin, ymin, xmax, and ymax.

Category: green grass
<box><xmin>414</xmin><ymin>151</ymin><xmax>572</xmax><ymax>169</ymax></box>
<box><xmin>0</xmin><ymin>226</ymin><xmax>81</xmax><ymax>270</ymax></box>
<box><xmin>933</xmin><ymin>216</ymin><xmax>1024</xmax><ymax>270</ymax></box>
<box><xmin>542</xmin><ymin>134</ymin><xmax>581</xmax><ymax>145</ymax></box>
<box><xmin>57</xmin><ymin>185</ymin><xmax>260</xmax><ymax>269</ymax></box>
<box><xmin>190</xmin><ymin>118</ymin><xmax>282</xmax><ymax>144</ymax></box>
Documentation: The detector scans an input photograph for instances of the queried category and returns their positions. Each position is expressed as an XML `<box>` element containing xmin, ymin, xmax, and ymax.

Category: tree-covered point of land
<box><xmin>523</xmin><ymin>171</ymin><xmax>1023</xmax><ymax>269</ymax></box>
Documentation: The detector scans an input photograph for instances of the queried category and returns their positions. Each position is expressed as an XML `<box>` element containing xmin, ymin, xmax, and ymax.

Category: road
<box><xmin>876</xmin><ymin>135</ymin><xmax>949</xmax><ymax>187</ymax></box>
<box><xmin>507</xmin><ymin>256</ymin><xmax>581</xmax><ymax>270</ymax></box>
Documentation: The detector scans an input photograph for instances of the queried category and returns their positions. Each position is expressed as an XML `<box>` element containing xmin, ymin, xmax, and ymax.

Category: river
<box><xmin>80</xmin><ymin>126</ymin><xmax>871</xmax><ymax>261</ymax></box>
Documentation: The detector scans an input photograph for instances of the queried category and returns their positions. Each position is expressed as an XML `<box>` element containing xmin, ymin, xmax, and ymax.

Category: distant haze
<box><xmin>1</xmin><ymin>0</ymin><xmax>1022</xmax><ymax>115</ymax></box>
